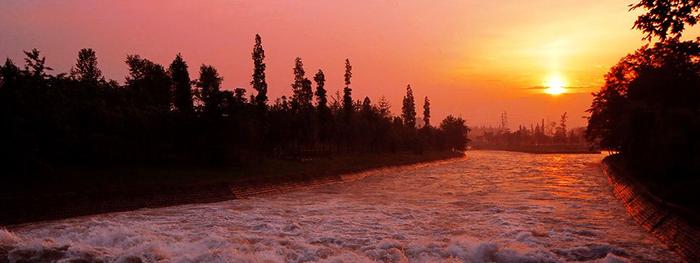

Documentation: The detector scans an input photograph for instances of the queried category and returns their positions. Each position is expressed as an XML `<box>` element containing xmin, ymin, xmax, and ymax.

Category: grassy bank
<box><xmin>5</xmin><ymin>151</ymin><xmax>463</xmax><ymax>196</ymax></box>
<box><xmin>1</xmin><ymin>151</ymin><xmax>463</xmax><ymax>225</ymax></box>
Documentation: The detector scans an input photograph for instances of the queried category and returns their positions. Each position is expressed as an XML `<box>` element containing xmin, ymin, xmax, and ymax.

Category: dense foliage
<box><xmin>631</xmin><ymin>0</ymin><xmax>700</xmax><ymax>41</ymax></box>
<box><xmin>587</xmin><ymin>1</ymin><xmax>700</xmax><ymax>182</ymax></box>
<box><xmin>586</xmin><ymin>40</ymin><xmax>700</xmax><ymax>178</ymax></box>
<box><xmin>0</xmin><ymin>36</ymin><xmax>469</xmax><ymax>179</ymax></box>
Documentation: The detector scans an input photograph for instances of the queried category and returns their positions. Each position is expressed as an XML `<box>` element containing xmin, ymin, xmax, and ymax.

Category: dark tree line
<box><xmin>0</xmin><ymin>35</ymin><xmax>469</xmax><ymax>178</ymax></box>
<box><xmin>587</xmin><ymin>1</ymin><xmax>700</xmax><ymax>181</ymax></box>
<box><xmin>586</xmin><ymin>40</ymin><xmax>700</xmax><ymax>179</ymax></box>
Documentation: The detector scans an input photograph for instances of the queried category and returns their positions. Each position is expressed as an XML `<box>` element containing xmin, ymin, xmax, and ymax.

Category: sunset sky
<box><xmin>2</xmin><ymin>0</ymin><xmax>698</xmax><ymax>128</ymax></box>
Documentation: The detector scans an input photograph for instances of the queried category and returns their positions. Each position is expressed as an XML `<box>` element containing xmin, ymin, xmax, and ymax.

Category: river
<box><xmin>0</xmin><ymin>151</ymin><xmax>679</xmax><ymax>262</ymax></box>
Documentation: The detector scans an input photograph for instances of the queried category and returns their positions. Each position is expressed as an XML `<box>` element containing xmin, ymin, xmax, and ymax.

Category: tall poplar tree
<box><xmin>251</xmin><ymin>34</ymin><xmax>268</xmax><ymax>107</ymax></box>
<box><xmin>314</xmin><ymin>69</ymin><xmax>328</xmax><ymax>111</ymax></box>
<box><xmin>291</xmin><ymin>57</ymin><xmax>312</xmax><ymax>111</ymax></box>
<box><xmin>342</xmin><ymin>58</ymin><xmax>353</xmax><ymax>119</ymax></box>
<box><xmin>314</xmin><ymin>69</ymin><xmax>331</xmax><ymax>142</ymax></box>
<box><xmin>402</xmin><ymin>84</ymin><xmax>417</xmax><ymax>128</ymax></box>
<box><xmin>423</xmin><ymin>96</ymin><xmax>431</xmax><ymax>128</ymax></box>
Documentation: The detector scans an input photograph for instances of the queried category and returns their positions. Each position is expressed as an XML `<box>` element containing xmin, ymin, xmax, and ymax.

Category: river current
<box><xmin>0</xmin><ymin>151</ymin><xmax>679</xmax><ymax>262</ymax></box>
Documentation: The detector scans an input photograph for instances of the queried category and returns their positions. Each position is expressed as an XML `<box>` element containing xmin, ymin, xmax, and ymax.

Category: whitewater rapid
<box><xmin>0</xmin><ymin>151</ymin><xmax>679</xmax><ymax>262</ymax></box>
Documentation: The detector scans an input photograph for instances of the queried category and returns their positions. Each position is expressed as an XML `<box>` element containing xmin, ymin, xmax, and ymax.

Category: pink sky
<box><xmin>3</xmin><ymin>0</ymin><xmax>692</xmax><ymax>128</ymax></box>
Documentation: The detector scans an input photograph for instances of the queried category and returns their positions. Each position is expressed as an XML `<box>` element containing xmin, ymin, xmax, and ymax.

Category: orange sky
<box><xmin>2</xmin><ymin>0</ymin><xmax>696</xmax><ymax>128</ymax></box>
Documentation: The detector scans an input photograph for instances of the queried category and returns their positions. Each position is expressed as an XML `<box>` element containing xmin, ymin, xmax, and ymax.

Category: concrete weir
<box><xmin>602</xmin><ymin>156</ymin><xmax>700</xmax><ymax>262</ymax></box>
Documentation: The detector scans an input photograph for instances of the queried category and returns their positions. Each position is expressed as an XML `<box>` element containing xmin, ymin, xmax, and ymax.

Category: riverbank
<box><xmin>2</xmin><ymin>151</ymin><xmax>678</xmax><ymax>262</ymax></box>
<box><xmin>471</xmin><ymin>144</ymin><xmax>600</xmax><ymax>154</ymax></box>
<box><xmin>0</xmin><ymin>151</ymin><xmax>463</xmax><ymax>226</ymax></box>
<box><xmin>602</xmin><ymin>155</ymin><xmax>700</xmax><ymax>262</ymax></box>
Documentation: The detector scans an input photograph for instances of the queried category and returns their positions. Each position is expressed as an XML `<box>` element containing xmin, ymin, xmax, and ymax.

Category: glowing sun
<box><xmin>544</xmin><ymin>74</ymin><xmax>567</xmax><ymax>95</ymax></box>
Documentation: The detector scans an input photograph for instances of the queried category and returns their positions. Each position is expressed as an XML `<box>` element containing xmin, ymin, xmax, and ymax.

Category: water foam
<box><xmin>2</xmin><ymin>151</ymin><xmax>679</xmax><ymax>262</ymax></box>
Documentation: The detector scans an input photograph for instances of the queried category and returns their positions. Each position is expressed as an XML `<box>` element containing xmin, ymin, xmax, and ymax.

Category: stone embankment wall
<box><xmin>602</xmin><ymin>156</ymin><xmax>700</xmax><ymax>262</ymax></box>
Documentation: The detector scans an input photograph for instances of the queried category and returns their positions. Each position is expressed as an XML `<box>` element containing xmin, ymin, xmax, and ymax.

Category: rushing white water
<box><xmin>1</xmin><ymin>151</ymin><xmax>679</xmax><ymax>262</ymax></box>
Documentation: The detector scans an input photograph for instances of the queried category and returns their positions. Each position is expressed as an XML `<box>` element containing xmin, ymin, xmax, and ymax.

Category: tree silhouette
<box><xmin>402</xmin><ymin>84</ymin><xmax>417</xmax><ymax>128</ymax></box>
<box><xmin>423</xmin><ymin>96</ymin><xmax>431</xmax><ymax>128</ymax></box>
<box><xmin>0</xmin><ymin>59</ymin><xmax>20</xmax><ymax>87</ymax></box>
<box><xmin>378</xmin><ymin>96</ymin><xmax>391</xmax><ymax>118</ymax></box>
<box><xmin>125</xmin><ymin>55</ymin><xmax>171</xmax><ymax>111</ymax></box>
<box><xmin>197</xmin><ymin>65</ymin><xmax>223</xmax><ymax>117</ymax></box>
<box><xmin>71</xmin><ymin>48</ymin><xmax>102</xmax><ymax>83</ymax></box>
<box><xmin>23</xmin><ymin>49</ymin><xmax>52</xmax><ymax>79</ymax></box>
<box><xmin>291</xmin><ymin>57</ymin><xmax>313</xmax><ymax>111</ymax></box>
<box><xmin>251</xmin><ymin>34</ymin><xmax>268</xmax><ymax>107</ymax></box>
<box><xmin>556</xmin><ymin>112</ymin><xmax>567</xmax><ymax>141</ymax></box>
<box><xmin>302</xmin><ymin>79</ymin><xmax>313</xmax><ymax>109</ymax></box>
<box><xmin>631</xmin><ymin>0</ymin><xmax>700</xmax><ymax>41</ymax></box>
<box><xmin>234</xmin><ymin>88</ymin><xmax>247</xmax><ymax>104</ymax></box>
<box><xmin>342</xmin><ymin>58</ymin><xmax>353</xmax><ymax>120</ymax></box>
<box><xmin>2</xmin><ymin>43</ymin><xmax>472</xmax><ymax>187</ymax></box>
<box><xmin>440</xmin><ymin>115</ymin><xmax>470</xmax><ymax>151</ymax></box>
<box><xmin>587</xmin><ymin>40</ymin><xmax>700</xmax><ymax>179</ymax></box>
<box><xmin>169</xmin><ymin>54</ymin><xmax>194</xmax><ymax>114</ymax></box>
<box><xmin>314</xmin><ymin>69</ymin><xmax>331</xmax><ymax>143</ymax></box>
<box><xmin>314</xmin><ymin>70</ymin><xmax>328</xmax><ymax>110</ymax></box>
<box><xmin>361</xmin><ymin>96</ymin><xmax>372</xmax><ymax>116</ymax></box>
